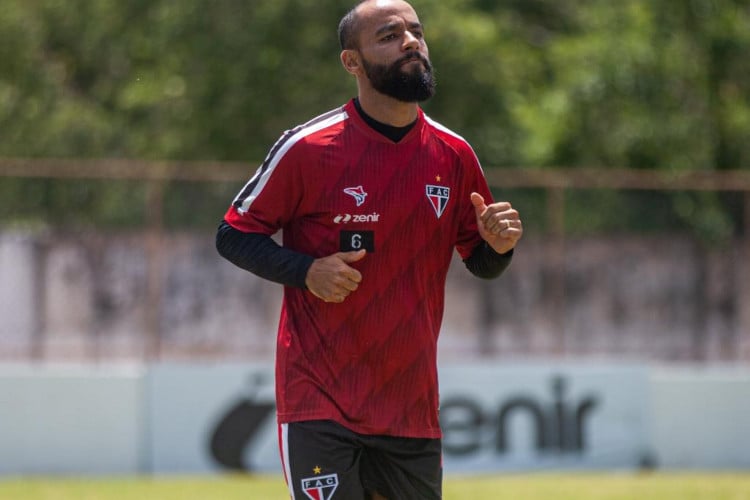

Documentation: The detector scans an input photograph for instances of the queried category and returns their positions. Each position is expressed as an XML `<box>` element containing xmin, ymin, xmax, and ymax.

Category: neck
<box><xmin>356</xmin><ymin>89</ymin><xmax>419</xmax><ymax>127</ymax></box>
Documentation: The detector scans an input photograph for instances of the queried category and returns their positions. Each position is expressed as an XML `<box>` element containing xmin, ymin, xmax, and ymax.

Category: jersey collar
<box><xmin>344</xmin><ymin>99</ymin><xmax>425</xmax><ymax>144</ymax></box>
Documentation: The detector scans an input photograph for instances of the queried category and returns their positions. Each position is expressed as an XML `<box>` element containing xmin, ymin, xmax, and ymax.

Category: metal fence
<box><xmin>2</xmin><ymin>159</ymin><xmax>750</xmax><ymax>362</ymax></box>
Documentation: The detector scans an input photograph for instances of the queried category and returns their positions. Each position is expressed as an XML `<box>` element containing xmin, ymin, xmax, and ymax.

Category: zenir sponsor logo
<box><xmin>333</xmin><ymin>213</ymin><xmax>380</xmax><ymax>224</ymax></box>
<box><xmin>301</xmin><ymin>473</ymin><xmax>339</xmax><ymax>500</ymax></box>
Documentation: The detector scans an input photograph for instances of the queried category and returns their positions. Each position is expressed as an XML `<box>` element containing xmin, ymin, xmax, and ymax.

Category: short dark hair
<box><xmin>338</xmin><ymin>1</ymin><xmax>367</xmax><ymax>50</ymax></box>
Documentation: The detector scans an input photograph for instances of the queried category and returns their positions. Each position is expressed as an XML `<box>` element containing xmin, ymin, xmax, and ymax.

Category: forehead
<box><xmin>355</xmin><ymin>0</ymin><xmax>422</xmax><ymax>37</ymax></box>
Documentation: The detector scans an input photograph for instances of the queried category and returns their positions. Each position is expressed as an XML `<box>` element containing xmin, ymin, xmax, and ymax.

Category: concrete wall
<box><xmin>1</xmin><ymin>230</ymin><xmax>748</xmax><ymax>362</ymax></box>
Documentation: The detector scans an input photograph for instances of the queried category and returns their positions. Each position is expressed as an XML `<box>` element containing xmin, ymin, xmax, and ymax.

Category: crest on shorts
<box><xmin>426</xmin><ymin>185</ymin><xmax>450</xmax><ymax>218</ymax></box>
<box><xmin>301</xmin><ymin>473</ymin><xmax>339</xmax><ymax>500</ymax></box>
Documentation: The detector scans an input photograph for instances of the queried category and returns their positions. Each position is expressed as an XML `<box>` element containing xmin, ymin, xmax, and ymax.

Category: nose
<box><xmin>403</xmin><ymin>30</ymin><xmax>420</xmax><ymax>51</ymax></box>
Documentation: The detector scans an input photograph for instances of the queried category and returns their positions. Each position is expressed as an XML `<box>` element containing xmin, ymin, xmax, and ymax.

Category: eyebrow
<box><xmin>375</xmin><ymin>21</ymin><xmax>423</xmax><ymax>37</ymax></box>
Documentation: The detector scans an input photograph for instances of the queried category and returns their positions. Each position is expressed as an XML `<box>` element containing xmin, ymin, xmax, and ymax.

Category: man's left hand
<box><xmin>471</xmin><ymin>192</ymin><xmax>523</xmax><ymax>255</ymax></box>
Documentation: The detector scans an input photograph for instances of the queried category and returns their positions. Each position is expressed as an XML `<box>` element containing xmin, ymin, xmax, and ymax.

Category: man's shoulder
<box><xmin>289</xmin><ymin>105</ymin><xmax>350</xmax><ymax>140</ymax></box>
<box><xmin>272</xmin><ymin>105</ymin><xmax>351</xmax><ymax>160</ymax></box>
<box><xmin>422</xmin><ymin>113</ymin><xmax>477</xmax><ymax>158</ymax></box>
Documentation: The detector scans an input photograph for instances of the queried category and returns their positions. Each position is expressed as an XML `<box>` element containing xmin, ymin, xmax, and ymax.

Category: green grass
<box><xmin>1</xmin><ymin>473</ymin><xmax>750</xmax><ymax>499</ymax></box>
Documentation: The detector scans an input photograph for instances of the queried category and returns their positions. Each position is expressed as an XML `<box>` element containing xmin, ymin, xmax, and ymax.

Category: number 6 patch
<box><xmin>340</xmin><ymin>230</ymin><xmax>375</xmax><ymax>252</ymax></box>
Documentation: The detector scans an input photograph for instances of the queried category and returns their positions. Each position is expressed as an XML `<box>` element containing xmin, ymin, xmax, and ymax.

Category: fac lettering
<box><xmin>427</xmin><ymin>186</ymin><xmax>449</xmax><ymax>197</ymax></box>
<box><xmin>303</xmin><ymin>478</ymin><xmax>336</xmax><ymax>488</ymax></box>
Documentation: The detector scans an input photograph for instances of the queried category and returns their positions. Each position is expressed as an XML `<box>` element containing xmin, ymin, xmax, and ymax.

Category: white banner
<box><xmin>4</xmin><ymin>363</ymin><xmax>749</xmax><ymax>475</ymax></box>
<box><xmin>147</xmin><ymin>363</ymin><xmax>278</xmax><ymax>473</ymax></box>
<box><xmin>0</xmin><ymin>365</ymin><xmax>145</xmax><ymax>475</ymax></box>
<box><xmin>147</xmin><ymin>362</ymin><xmax>651</xmax><ymax>474</ymax></box>
<box><xmin>438</xmin><ymin>363</ymin><xmax>651</xmax><ymax>472</ymax></box>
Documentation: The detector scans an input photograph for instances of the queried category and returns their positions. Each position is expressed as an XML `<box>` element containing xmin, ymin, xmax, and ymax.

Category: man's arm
<box><xmin>463</xmin><ymin>242</ymin><xmax>513</xmax><ymax>279</ymax></box>
<box><xmin>216</xmin><ymin>220</ymin><xmax>365</xmax><ymax>303</ymax></box>
<box><xmin>215</xmin><ymin>220</ymin><xmax>313</xmax><ymax>288</ymax></box>
<box><xmin>463</xmin><ymin>191</ymin><xmax>521</xmax><ymax>278</ymax></box>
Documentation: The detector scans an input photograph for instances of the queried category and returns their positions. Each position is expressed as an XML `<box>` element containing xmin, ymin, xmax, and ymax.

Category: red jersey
<box><xmin>224</xmin><ymin>99</ymin><xmax>494</xmax><ymax>438</ymax></box>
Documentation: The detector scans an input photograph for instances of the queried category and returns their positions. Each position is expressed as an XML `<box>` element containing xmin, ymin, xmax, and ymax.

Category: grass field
<box><xmin>2</xmin><ymin>473</ymin><xmax>750</xmax><ymax>500</ymax></box>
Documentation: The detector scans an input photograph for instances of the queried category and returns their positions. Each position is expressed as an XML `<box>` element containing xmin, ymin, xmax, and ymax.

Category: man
<box><xmin>216</xmin><ymin>0</ymin><xmax>522</xmax><ymax>498</ymax></box>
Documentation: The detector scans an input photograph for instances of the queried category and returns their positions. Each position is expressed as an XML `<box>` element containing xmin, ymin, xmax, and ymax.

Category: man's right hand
<box><xmin>305</xmin><ymin>250</ymin><xmax>366</xmax><ymax>303</ymax></box>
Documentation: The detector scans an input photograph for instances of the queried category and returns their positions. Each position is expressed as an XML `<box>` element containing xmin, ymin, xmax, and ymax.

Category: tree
<box><xmin>1</xmin><ymin>0</ymin><xmax>748</xmax><ymax>235</ymax></box>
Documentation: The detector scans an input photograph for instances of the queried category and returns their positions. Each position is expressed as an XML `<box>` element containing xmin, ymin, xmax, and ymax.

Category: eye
<box><xmin>381</xmin><ymin>33</ymin><xmax>397</xmax><ymax>42</ymax></box>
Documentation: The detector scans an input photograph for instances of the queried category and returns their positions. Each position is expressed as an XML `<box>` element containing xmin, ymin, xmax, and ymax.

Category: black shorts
<box><xmin>279</xmin><ymin>420</ymin><xmax>442</xmax><ymax>500</ymax></box>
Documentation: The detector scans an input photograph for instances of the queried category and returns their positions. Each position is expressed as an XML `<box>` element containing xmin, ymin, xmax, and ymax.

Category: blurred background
<box><xmin>1</xmin><ymin>0</ymin><xmax>750</xmax><ymax>478</ymax></box>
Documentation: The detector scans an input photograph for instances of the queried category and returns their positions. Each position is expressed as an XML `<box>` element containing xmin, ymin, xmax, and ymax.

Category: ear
<box><xmin>340</xmin><ymin>50</ymin><xmax>361</xmax><ymax>76</ymax></box>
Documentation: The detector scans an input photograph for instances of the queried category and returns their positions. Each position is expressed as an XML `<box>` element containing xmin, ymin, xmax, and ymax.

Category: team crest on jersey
<box><xmin>426</xmin><ymin>185</ymin><xmax>450</xmax><ymax>218</ymax></box>
<box><xmin>301</xmin><ymin>473</ymin><xmax>339</xmax><ymax>500</ymax></box>
<box><xmin>343</xmin><ymin>186</ymin><xmax>367</xmax><ymax>207</ymax></box>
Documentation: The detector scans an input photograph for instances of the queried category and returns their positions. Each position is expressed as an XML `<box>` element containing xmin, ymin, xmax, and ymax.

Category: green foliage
<box><xmin>1</xmin><ymin>0</ymin><xmax>749</xmax><ymax>235</ymax></box>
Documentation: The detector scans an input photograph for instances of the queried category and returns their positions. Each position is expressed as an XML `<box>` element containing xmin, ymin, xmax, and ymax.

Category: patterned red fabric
<box><xmin>225</xmin><ymin>99</ymin><xmax>493</xmax><ymax>438</ymax></box>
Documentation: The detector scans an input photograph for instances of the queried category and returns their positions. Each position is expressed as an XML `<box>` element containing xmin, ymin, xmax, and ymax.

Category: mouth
<box><xmin>400</xmin><ymin>57</ymin><xmax>423</xmax><ymax>66</ymax></box>
<box><xmin>399</xmin><ymin>54</ymin><xmax>426</xmax><ymax>67</ymax></box>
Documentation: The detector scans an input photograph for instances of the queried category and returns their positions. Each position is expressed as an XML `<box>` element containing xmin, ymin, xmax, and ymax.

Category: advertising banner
<box><xmin>147</xmin><ymin>363</ymin><xmax>277</xmax><ymax>473</ymax></box>
<box><xmin>0</xmin><ymin>365</ymin><xmax>145</xmax><ymax>475</ymax></box>
<box><xmin>147</xmin><ymin>362</ymin><xmax>651</xmax><ymax>474</ymax></box>
<box><xmin>438</xmin><ymin>363</ymin><xmax>651</xmax><ymax>472</ymax></box>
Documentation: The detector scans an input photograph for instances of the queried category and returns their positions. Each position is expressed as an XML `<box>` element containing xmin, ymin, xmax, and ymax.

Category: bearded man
<box><xmin>216</xmin><ymin>1</ymin><xmax>523</xmax><ymax>498</ymax></box>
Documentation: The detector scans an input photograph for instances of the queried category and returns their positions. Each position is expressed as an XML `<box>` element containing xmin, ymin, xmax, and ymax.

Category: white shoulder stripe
<box><xmin>235</xmin><ymin>109</ymin><xmax>349</xmax><ymax>214</ymax></box>
<box><xmin>424</xmin><ymin>115</ymin><xmax>484</xmax><ymax>172</ymax></box>
<box><xmin>424</xmin><ymin>115</ymin><xmax>468</xmax><ymax>143</ymax></box>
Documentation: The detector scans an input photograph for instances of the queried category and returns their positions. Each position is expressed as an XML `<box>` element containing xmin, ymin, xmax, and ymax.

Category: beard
<box><xmin>361</xmin><ymin>52</ymin><xmax>436</xmax><ymax>103</ymax></box>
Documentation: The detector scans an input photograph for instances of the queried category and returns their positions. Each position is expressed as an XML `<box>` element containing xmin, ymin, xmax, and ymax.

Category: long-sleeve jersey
<box><xmin>222</xmin><ymin>99</ymin><xmax>508</xmax><ymax>438</ymax></box>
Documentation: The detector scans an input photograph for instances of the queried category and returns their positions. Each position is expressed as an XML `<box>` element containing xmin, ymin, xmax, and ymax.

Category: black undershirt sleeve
<box><xmin>217</xmin><ymin>219</ymin><xmax>511</xmax><ymax>285</ymax></box>
<box><xmin>349</xmin><ymin>100</ymin><xmax>513</xmax><ymax>278</ymax></box>
<box><xmin>219</xmin><ymin>97</ymin><xmax>511</xmax><ymax>285</ymax></box>
<box><xmin>463</xmin><ymin>241</ymin><xmax>514</xmax><ymax>279</ymax></box>
<box><xmin>215</xmin><ymin>220</ymin><xmax>313</xmax><ymax>288</ymax></box>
